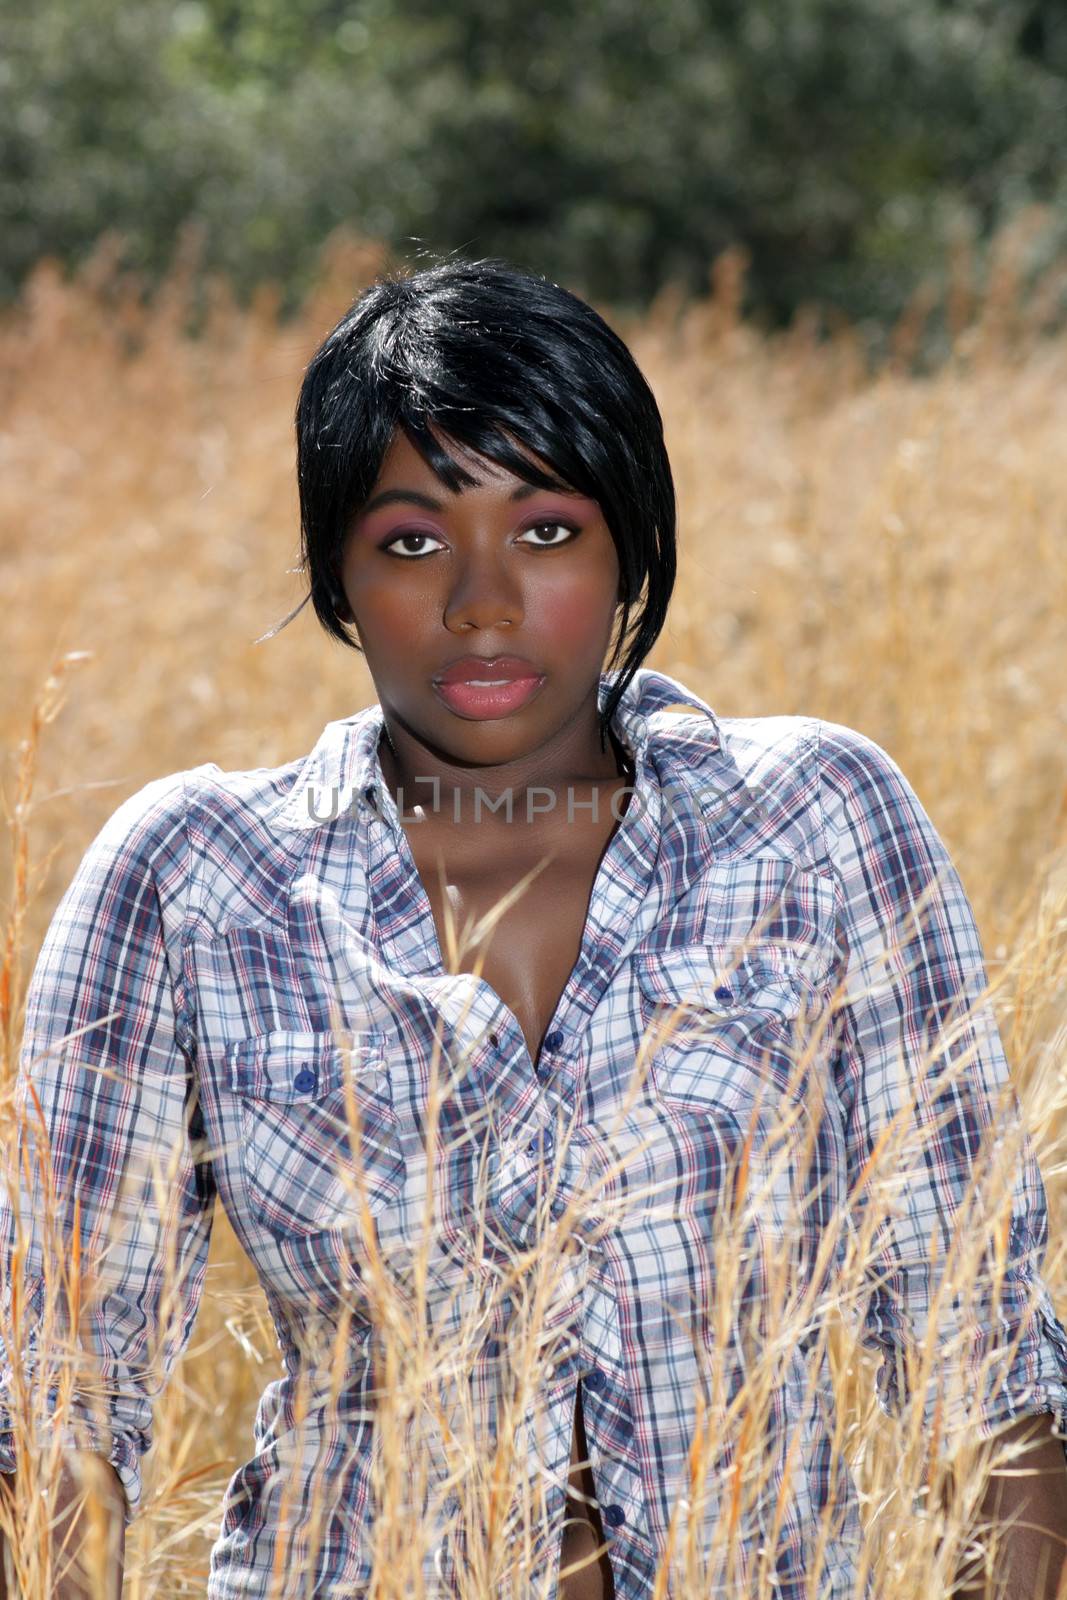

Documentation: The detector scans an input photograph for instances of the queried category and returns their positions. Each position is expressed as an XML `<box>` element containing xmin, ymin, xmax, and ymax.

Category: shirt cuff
<box><xmin>0</xmin><ymin>1390</ymin><xmax>145</xmax><ymax>1524</ymax></box>
<box><xmin>872</xmin><ymin>1272</ymin><xmax>1067</xmax><ymax>1459</ymax></box>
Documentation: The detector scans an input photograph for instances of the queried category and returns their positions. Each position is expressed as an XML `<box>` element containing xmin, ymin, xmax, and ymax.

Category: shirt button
<box><xmin>603</xmin><ymin>1504</ymin><xmax>626</xmax><ymax>1528</ymax></box>
<box><xmin>543</xmin><ymin>1029</ymin><xmax>564</xmax><ymax>1052</ymax></box>
<box><xmin>488</xmin><ymin>1032</ymin><xmax>500</xmax><ymax>1049</ymax></box>
<box><xmin>584</xmin><ymin>1369</ymin><xmax>606</xmax><ymax>1393</ymax></box>
<box><xmin>713</xmin><ymin>986</ymin><xmax>733</xmax><ymax>1003</ymax></box>
<box><xmin>293</xmin><ymin>1067</ymin><xmax>317</xmax><ymax>1093</ymax></box>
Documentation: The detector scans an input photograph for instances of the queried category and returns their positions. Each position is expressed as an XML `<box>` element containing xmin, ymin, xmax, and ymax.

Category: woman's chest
<box><xmin>403</xmin><ymin>809</ymin><xmax>623</xmax><ymax>1070</ymax></box>
<box><xmin>185</xmin><ymin>830</ymin><xmax>844</xmax><ymax>1295</ymax></box>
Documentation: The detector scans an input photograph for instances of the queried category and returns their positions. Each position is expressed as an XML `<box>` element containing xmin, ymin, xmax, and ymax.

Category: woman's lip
<box><xmin>432</xmin><ymin>674</ymin><xmax>546</xmax><ymax>719</ymax></box>
<box><xmin>434</xmin><ymin>656</ymin><xmax>542</xmax><ymax>684</ymax></box>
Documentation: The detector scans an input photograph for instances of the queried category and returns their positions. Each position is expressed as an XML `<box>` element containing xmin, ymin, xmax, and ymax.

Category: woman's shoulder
<box><xmin>632</xmin><ymin>668</ymin><xmax>847</xmax><ymax>787</ymax></box>
<box><xmin>649</xmin><ymin>689</ymin><xmax>918</xmax><ymax>872</ymax></box>
<box><xmin>90</xmin><ymin>752</ymin><xmax>309</xmax><ymax>846</ymax></box>
<box><xmin>712</xmin><ymin>710</ymin><xmax>905</xmax><ymax>798</ymax></box>
<box><xmin>175</xmin><ymin>705</ymin><xmax>378</xmax><ymax>834</ymax></box>
<box><xmin>709</xmin><ymin>712</ymin><xmax>943</xmax><ymax>896</ymax></box>
<box><xmin>81</xmin><ymin>709</ymin><xmax>369</xmax><ymax>882</ymax></box>
<box><xmin>63</xmin><ymin>720</ymin><xmax>364</xmax><ymax>943</ymax></box>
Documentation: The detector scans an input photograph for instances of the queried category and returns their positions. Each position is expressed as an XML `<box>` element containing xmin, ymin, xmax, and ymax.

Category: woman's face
<box><xmin>337</xmin><ymin>426</ymin><xmax>622</xmax><ymax>770</ymax></box>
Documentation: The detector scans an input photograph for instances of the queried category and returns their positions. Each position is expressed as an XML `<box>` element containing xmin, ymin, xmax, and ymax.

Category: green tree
<box><xmin>2</xmin><ymin>0</ymin><xmax>1065</xmax><ymax>332</ymax></box>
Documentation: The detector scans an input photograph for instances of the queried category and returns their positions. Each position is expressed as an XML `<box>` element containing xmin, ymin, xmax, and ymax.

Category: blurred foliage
<box><xmin>2</xmin><ymin>0</ymin><xmax>1067</xmax><ymax>334</ymax></box>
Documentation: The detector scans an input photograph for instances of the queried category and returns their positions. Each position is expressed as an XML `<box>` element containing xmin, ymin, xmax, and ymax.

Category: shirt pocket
<box><xmin>634</xmin><ymin>943</ymin><xmax>820</xmax><ymax>1121</ymax></box>
<box><xmin>226</xmin><ymin>1029</ymin><xmax>406</xmax><ymax>1238</ymax></box>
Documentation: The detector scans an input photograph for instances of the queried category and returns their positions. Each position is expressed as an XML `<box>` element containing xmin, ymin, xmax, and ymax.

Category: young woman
<box><xmin>2</xmin><ymin>258</ymin><xmax>1067</xmax><ymax>1600</ymax></box>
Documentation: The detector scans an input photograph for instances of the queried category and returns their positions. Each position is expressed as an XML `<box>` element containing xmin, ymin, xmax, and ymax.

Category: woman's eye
<box><xmin>381</xmin><ymin>522</ymin><xmax>578</xmax><ymax>558</ymax></box>
<box><xmin>518</xmin><ymin>522</ymin><xmax>579</xmax><ymax>547</ymax></box>
<box><xmin>382</xmin><ymin>531</ymin><xmax>445</xmax><ymax>558</ymax></box>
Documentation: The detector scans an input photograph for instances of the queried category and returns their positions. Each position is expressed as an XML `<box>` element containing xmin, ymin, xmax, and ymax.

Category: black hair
<box><xmin>269</xmin><ymin>255</ymin><xmax>676</xmax><ymax>746</ymax></box>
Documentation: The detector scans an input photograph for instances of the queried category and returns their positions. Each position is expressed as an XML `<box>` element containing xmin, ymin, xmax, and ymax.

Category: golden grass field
<box><xmin>1</xmin><ymin>213</ymin><xmax>1066</xmax><ymax>1596</ymax></box>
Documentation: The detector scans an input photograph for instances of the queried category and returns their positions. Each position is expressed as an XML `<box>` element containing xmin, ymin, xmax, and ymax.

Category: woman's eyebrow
<box><xmin>359</xmin><ymin>481</ymin><xmax>577</xmax><ymax>517</ymax></box>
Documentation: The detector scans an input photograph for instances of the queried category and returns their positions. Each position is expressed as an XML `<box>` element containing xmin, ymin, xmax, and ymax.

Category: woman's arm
<box><xmin>953</xmin><ymin>1415</ymin><xmax>1067</xmax><ymax>1599</ymax></box>
<box><xmin>0</xmin><ymin>1456</ymin><xmax>125</xmax><ymax>1600</ymax></box>
<box><xmin>815</xmin><ymin>720</ymin><xmax>1067</xmax><ymax>1577</ymax></box>
<box><xmin>0</xmin><ymin>770</ymin><xmax>217</xmax><ymax>1549</ymax></box>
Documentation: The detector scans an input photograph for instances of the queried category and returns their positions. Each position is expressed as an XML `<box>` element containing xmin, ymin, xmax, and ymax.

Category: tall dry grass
<box><xmin>1</xmin><ymin>210</ymin><xmax>1066</xmax><ymax>1596</ymax></box>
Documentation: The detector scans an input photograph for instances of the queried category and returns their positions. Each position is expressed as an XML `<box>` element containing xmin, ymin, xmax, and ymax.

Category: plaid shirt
<box><xmin>3</xmin><ymin>666</ymin><xmax>1067</xmax><ymax>1598</ymax></box>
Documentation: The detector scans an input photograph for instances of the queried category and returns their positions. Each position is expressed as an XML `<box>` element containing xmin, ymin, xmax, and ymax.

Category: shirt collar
<box><xmin>266</xmin><ymin>666</ymin><xmax>722</xmax><ymax>834</ymax></box>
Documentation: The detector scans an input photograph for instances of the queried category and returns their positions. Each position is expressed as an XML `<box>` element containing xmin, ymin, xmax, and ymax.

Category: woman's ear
<box><xmin>331</xmin><ymin>587</ymin><xmax>365</xmax><ymax>651</ymax></box>
<box><xmin>330</xmin><ymin>578</ymin><xmax>354</xmax><ymax>624</ymax></box>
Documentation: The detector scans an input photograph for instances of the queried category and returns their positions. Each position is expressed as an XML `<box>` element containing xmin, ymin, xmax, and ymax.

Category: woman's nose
<box><xmin>443</xmin><ymin>552</ymin><xmax>524</xmax><ymax>633</ymax></box>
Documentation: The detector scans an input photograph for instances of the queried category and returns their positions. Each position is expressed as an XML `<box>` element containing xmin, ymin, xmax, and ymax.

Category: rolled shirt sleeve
<box><xmin>0</xmin><ymin>771</ymin><xmax>217</xmax><ymax>1522</ymax></box>
<box><xmin>816</xmin><ymin>719</ymin><xmax>1067</xmax><ymax>1452</ymax></box>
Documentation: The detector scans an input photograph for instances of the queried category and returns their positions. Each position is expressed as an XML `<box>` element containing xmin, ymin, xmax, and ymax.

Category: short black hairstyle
<box><xmin>273</xmin><ymin>255</ymin><xmax>677</xmax><ymax>746</ymax></box>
